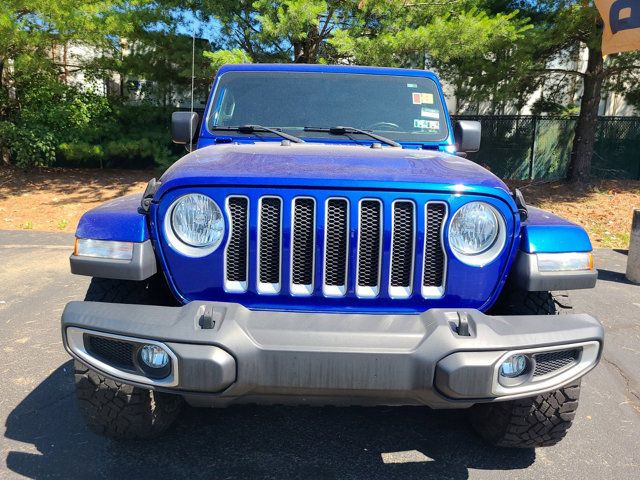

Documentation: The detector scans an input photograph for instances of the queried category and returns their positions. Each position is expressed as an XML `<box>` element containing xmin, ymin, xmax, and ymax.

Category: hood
<box><xmin>158</xmin><ymin>143</ymin><xmax>513</xmax><ymax>204</ymax></box>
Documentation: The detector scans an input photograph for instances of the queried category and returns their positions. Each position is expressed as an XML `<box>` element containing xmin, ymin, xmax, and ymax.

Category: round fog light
<box><xmin>140</xmin><ymin>344</ymin><xmax>170</xmax><ymax>369</ymax></box>
<box><xmin>499</xmin><ymin>354</ymin><xmax>528</xmax><ymax>378</ymax></box>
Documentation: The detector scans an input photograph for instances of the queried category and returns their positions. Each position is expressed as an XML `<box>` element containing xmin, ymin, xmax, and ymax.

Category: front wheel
<box><xmin>469</xmin><ymin>381</ymin><xmax>581</xmax><ymax>448</ymax></box>
<box><xmin>74</xmin><ymin>276</ymin><xmax>182</xmax><ymax>438</ymax></box>
<box><xmin>74</xmin><ymin>361</ymin><xmax>183</xmax><ymax>439</ymax></box>
<box><xmin>470</xmin><ymin>289</ymin><xmax>581</xmax><ymax>448</ymax></box>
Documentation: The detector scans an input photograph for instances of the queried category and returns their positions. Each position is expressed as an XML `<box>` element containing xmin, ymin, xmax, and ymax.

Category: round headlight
<box><xmin>170</xmin><ymin>194</ymin><xmax>224</xmax><ymax>249</ymax></box>
<box><xmin>449</xmin><ymin>202</ymin><xmax>506</xmax><ymax>265</ymax></box>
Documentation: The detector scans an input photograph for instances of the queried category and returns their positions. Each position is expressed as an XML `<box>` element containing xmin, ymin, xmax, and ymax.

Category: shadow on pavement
<box><xmin>5</xmin><ymin>362</ymin><xmax>535</xmax><ymax>479</ymax></box>
<box><xmin>596</xmin><ymin>268</ymin><xmax>637</xmax><ymax>285</ymax></box>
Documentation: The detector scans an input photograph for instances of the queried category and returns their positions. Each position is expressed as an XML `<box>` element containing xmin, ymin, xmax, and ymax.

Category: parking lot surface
<box><xmin>1</xmin><ymin>231</ymin><xmax>639</xmax><ymax>479</ymax></box>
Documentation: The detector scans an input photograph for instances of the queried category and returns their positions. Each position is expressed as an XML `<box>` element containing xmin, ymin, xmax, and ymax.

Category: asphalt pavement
<box><xmin>0</xmin><ymin>230</ymin><xmax>639</xmax><ymax>479</ymax></box>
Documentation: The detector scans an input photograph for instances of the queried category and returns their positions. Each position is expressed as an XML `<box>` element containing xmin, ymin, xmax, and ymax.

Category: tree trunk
<box><xmin>569</xmin><ymin>45</ymin><xmax>604</xmax><ymax>185</ymax></box>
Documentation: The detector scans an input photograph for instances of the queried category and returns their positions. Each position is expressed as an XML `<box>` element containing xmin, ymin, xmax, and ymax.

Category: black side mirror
<box><xmin>454</xmin><ymin>120</ymin><xmax>481</xmax><ymax>153</ymax></box>
<box><xmin>171</xmin><ymin>111</ymin><xmax>200</xmax><ymax>145</ymax></box>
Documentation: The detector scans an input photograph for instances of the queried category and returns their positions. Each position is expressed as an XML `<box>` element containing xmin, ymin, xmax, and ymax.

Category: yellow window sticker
<box><xmin>412</xmin><ymin>92</ymin><xmax>434</xmax><ymax>105</ymax></box>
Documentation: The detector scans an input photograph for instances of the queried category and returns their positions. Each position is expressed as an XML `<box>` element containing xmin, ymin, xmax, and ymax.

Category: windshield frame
<box><xmin>201</xmin><ymin>68</ymin><xmax>454</xmax><ymax>147</ymax></box>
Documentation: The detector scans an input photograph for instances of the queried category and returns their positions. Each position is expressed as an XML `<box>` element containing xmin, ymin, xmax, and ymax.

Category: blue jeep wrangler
<box><xmin>62</xmin><ymin>64</ymin><xmax>602</xmax><ymax>448</ymax></box>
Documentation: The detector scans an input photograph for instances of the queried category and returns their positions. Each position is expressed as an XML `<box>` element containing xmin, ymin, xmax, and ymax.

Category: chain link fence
<box><xmin>455</xmin><ymin>115</ymin><xmax>640</xmax><ymax>180</ymax></box>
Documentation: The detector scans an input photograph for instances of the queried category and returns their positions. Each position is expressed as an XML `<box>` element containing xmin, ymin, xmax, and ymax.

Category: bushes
<box><xmin>0</xmin><ymin>122</ymin><xmax>57</xmax><ymax>168</ymax></box>
<box><xmin>54</xmin><ymin>105</ymin><xmax>181</xmax><ymax>170</ymax></box>
<box><xmin>1</xmin><ymin>73</ymin><xmax>181</xmax><ymax>170</ymax></box>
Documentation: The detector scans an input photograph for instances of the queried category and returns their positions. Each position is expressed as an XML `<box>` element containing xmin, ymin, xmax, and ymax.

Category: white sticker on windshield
<box><xmin>421</xmin><ymin>107</ymin><xmax>439</xmax><ymax>119</ymax></box>
<box><xmin>407</xmin><ymin>83</ymin><xmax>418</xmax><ymax>88</ymax></box>
<box><xmin>414</xmin><ymin>119</ymin><xmax>440</xmax><ymax>131</ymax></box>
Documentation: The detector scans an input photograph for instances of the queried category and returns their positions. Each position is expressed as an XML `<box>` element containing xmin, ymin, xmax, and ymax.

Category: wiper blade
<box><xmin>303</xmin><ymin>126</ymin><xmax>401</xmax><ymax>147</ymax></box>
<box><xmin>211</xmin><ymin>125</ymin><xmax>305</xmax><ymax>143</ymax></box>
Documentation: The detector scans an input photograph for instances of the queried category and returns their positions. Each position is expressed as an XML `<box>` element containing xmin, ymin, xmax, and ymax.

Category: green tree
<box><xmin>330</xmin><ymin>1</ymin><xmax>533</xmax><ymax>114</ymax></box>
<box><xmin>194</xmin><ymin>1</ymin><xmax>364</xmax><ymax>64</ymax></box>
<box><xmin>489</xmin><ymin>1</ymin><xmax>640</xmax><ymax>185</ymax></box>
<box><xmin>0</xmin><ymin>1</ymin><xmax>177</xmax><ymax>166</ymax></box>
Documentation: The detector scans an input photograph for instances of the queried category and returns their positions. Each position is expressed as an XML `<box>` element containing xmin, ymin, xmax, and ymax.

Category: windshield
<box><xmin>207</xmin><ymin>71</ymin><xmax>449</xmax><ymax>143</ymax></box>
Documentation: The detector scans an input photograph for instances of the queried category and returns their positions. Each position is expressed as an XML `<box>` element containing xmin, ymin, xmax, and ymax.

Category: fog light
<box><xmin>499</xmin><ymin>354</ymin><xmax>528</xmax><ymax>378</ymax></box>
<box><xmin>140</xmin><ymin>345</ymin><xmax>170</xmax><ymax>369</ymax></box>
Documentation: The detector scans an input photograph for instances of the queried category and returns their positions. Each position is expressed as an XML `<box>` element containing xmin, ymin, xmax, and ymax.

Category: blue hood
<box><xmin>158</xmin><ymin>143</ymin><xmax>514</xmax><ymax>206</ymax></box>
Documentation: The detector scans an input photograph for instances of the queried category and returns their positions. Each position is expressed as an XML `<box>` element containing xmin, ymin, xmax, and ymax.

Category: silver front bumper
<box><xmin>61</xmin><ymin>301</ymin><xmax>603</xmax><ymax>409</ymax></box>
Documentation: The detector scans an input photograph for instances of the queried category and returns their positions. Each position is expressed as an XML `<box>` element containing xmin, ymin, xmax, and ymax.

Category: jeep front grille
<box><xmin>291</xmin><ymin>198</ymin><xmax>316</xmax><ymax>295</ymax></box>
<box><xmin>223</xmin><ymin>195</ymin><xmax>448</xmax><ymax>299</ymax></box>
<box><xmin>224</xmin><ymin>196</ymin><xmax>249</xmax><ymax>292</ymax></box>
<box><xmin>422</xmin><ymin>202</ymin><xmax>448</xmax><ymax>298</ymax></box>
<box><xmin>323</xmin><ymin>198</ymin><xmax>349</xmax><ymax>297</ymax></box>
<box><xmin>257</xmin><ymin>197</ymin><xmax>282</xmax><ymax>294</ymax></box>
<box><xmin>389</xmin><ymin>201</ymin><xmax>416</xmax><ymax>299</ymax></box>
<box><xmin>356</xmin><ymin>199</ymin><xmax>383</xmax><ymax>298</ymax></box>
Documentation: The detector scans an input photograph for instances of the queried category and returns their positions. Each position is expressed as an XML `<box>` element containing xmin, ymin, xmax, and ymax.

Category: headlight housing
<box><xmin>449</xmin><ymin>202</ymin><xmax>506</xmax><ymax>266</ymax></box>
<box><xmin>165</xmin><ymin>194</ymin><xmax>224</xmax><ymax>256</ymax></box>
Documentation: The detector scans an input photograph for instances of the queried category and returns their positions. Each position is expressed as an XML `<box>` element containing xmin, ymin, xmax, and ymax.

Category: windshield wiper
<box><xmin>303</xmin><ymin>126</ymin><xmax>401</xmax><ymax>148</ymax></box>
<box><xmin>211</xmin><ymin>125</ymin><xmax>305</xmax><ymax>143</ymax></box>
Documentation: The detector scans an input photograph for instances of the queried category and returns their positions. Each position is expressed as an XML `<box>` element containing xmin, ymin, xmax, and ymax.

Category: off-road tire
<box><xmin>74</xmin><ymin>361</ymin><xmax>183</xmax><ymax>439</ymax></box>
<box><xmin>489</xmin><ymin>289</ymin><xmax>557</xmax><ymax>315</ymax></box>
<box><xmin>469</xmin><ymin>381</ymin><xmax>581</xmax><ymax>448</ymax></box>
<box><xmin>84</xmin><ymin>275</ymin><xmax>176</xmax><ymax>306</ymax></box>
<box><xmin>74</xmin><ymin>276</ymin><xmax>182</xmax><ymax>438</ymax></box>
<box><xmin>471</xmin><ymin>289</ymin><xmax>581</xmax><ymax>448</ymax></box>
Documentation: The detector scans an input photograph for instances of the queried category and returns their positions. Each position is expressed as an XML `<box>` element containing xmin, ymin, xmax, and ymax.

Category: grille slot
<box><xmin>389</xmin><ymin>201</ymin><xmax>415</xmax><ymax>298</ymax></box>
<box><xmin>257</xmin><ymin>197</ymin><xmax>282</xmax><ymax>294</ymax></box>
<box><xmin>533</xmin><ymin>349</ymin><xmax>579</xmax><ymax>377</ymax></box>
<box><xmin>224</xmin><ymin>196</ymin><xmax>249</xmax><ymax>292</ymax></box>
<box><xmin>323</xmin><ymin>198</ymin><xmax>349</xmax><ymax>297</ymax></box>
<box><xmin>87</xmin><ymin>335</ymin><xmax>135</xmax><ymax>370</ymax></box>
<box><xmin>422</xmin><ymin>202</ymin><xmax>447</xmax><ymax>298</ymax></box>
<box><xmin>356</xmin><ymin>199</ymin><xmax>383</xmax><ymax>298</ymax></box>
<box><xmin>291</xmin><ymin>198</ymin><xmax>316</xmax><ymax>295</ymax></box>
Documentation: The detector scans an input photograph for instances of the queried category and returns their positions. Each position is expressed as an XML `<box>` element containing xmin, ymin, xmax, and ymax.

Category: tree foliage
<box><xmin>2</xmin><ymin>0</ymin><xmax>639</xmax><ymax>179</ymax></box>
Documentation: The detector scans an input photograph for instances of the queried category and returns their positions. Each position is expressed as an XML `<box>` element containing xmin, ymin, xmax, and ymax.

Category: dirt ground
<box><xmin>0</xmin><ymin>167</ymin><xmax>151</xmax><ymax>233</ymax></box>
<box><xmin>510</xmin><ymin>180</ymin><xmax>640</xmax><ymax>248</ymax></box>
<box><xmin>0</xmin><ymin>166</ymin><xmax>638</xmax><ymax>248</ymax></box>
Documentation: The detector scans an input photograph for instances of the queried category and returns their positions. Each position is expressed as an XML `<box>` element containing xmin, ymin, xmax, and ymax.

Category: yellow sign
<box><xmin>595</xmin><ymin>0</ymin><xmax>640</xmax><ymax>55</ymax></box>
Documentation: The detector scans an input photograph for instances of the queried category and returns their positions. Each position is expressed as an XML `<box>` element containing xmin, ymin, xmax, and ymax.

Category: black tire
<box><xmin>75</xmin><ymin>276</ymin><xmax>182</xmax><ymax>438</ymax></box>
<box><xmin>489</xmin><ymin>289</ymin><xmax>556</xmax><ymax>316</ymax></box>
<box><xmin>74</xmin><ymin>361</ymin><xmax>183</xmax><ymax>439</ymax></box>
<box><xmin>84</xmin><ymin>275</ymin><xmax>176</xmax><ymax>306</ymax></box>
<box><xmin>471</xmin><ymin>289</ymin><xmax>580</xmax><ymax>448</ymax></box>
<box><xmin>469</xmin><ymin>381</ymin><xmax>581</xmax><ymax>448</ymax></box>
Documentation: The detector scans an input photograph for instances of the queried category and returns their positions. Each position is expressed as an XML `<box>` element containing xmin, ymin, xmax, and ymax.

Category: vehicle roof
<box><xmin>216</xmin><ymin>63</ymin><xmax>440</xmax><ymax>81</ymax></box>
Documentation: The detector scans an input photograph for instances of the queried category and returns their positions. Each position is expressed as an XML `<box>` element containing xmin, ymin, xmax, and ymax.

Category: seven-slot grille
<box><xmin>224</xmin><ymin>195</ymin><xmax>448</xmax><ymax>299</ymax></box>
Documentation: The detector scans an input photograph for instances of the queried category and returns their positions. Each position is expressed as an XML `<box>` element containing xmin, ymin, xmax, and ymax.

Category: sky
<box><xmin>174</xmin><ymin>9</ymin><xmax>222</xmax><ymax>43</ymax></box>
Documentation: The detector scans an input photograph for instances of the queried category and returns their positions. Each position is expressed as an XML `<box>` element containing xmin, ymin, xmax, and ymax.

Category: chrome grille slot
<box><xmin>356</xmin><ymin>199</ymin><xmax>383</xmax><ymax>298</ymax></box>
<box><xmin>422</xmin><ymin>202</ymin><xmax>447</xmax><ymax>298</ymax></box>
<box><xmin>257</xmin><ymin>196</ymin><xmax>282</xmax><ymax>294</ymax></box>
<box><xmin>323</xmin><ymin>198</ymin><xmax>349</xmax><ymax>297</ymax></box>
<box><xmin>291</xmin><ymin>198</ymin><xmax>316</xmax><ymax>296</ymax></box>
<box><xmin>389</xmin><ymin>201</ymin><xmax>415</xmax><ymax>299</ymax></box>
<box><xmin>224</xmin><ymin>196</ymin><xmax>249</xmax><ymax>293</ymax></box>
